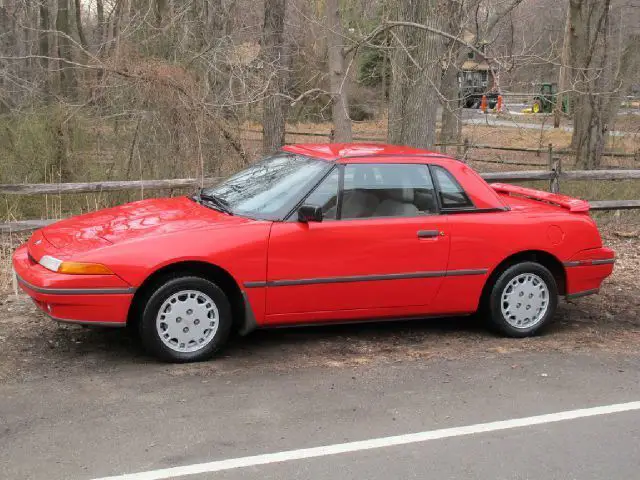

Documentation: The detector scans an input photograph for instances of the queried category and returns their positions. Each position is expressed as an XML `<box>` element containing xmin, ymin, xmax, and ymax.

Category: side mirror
<box><xmin>298</xmin><ymin>204</ymin><xmax>323</xmax><ymax>223</ymax></box>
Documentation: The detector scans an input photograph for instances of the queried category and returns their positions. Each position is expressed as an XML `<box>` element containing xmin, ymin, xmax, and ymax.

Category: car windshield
<box><xmin>200</xmin><ymin>153</ymin><xmax>330</xmax><ymax>220</ymax></box>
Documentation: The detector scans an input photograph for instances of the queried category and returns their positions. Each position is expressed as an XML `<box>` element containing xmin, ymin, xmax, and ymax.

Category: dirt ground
<box><xmin>0</xmin><ymin>224</ymin><xmax>638</xmax><ymax>384</ymax></box>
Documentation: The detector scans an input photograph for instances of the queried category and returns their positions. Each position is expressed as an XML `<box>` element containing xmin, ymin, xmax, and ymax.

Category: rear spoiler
<box><xmin>491</xmin><ymin>183</ymin><xmax>590</xmax><ymax>212</ymax></box>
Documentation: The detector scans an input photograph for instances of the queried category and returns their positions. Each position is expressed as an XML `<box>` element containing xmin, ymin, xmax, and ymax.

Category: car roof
<box><xmin>283</xmin><ymin>142</ymin><xmax>506</xmax><ymax>210</ymax></box>
<box><xmin>282</xmin><ymin>143</ymin><xmax>453</xmax><ymax>163</ymax></box>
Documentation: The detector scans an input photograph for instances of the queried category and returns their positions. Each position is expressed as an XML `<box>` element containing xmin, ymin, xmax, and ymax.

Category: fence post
<box><xmin>547</xmin><ymin>143</ymin><xmax>553</xmax><ymax>189</ymax></box>
<box><xmin>550</xmin><ymin>155</ymin><xmax>562</xmax><ymax>193</ymax></box>
<box><xmin>329</xmin><ymin>129</ymin><xmax>335</xmax><ymax>143</ymax></box>
<box><xmin>462</xmin><ymin>137</ymin><xmax>469</xmax><ymax>162</ymax></box>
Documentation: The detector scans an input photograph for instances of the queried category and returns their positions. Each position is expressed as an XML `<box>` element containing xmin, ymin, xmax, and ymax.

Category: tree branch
<box><xmin>486</xmin><ymin>0</ymin><xmax>526</xmax><ymax>34</ymax></box>
<box><xmin>344</xmin><ymin>20</ymin><xmax>504</xmax><ymax>69</ymax></box>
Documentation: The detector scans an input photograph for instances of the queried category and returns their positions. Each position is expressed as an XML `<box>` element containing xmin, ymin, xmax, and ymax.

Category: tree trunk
<box><xmin>208</xmin><ymin>0</ymin><xmax>225</xmax><ymax>34</ymax></box>
<box><xmin>96</xmin><ymin>0</ymin><xmax>104</xmax><ymax>46</ymax></box>
<box><xmin>206</xmin><ymin>0</ymin><xmax>226</xmax><ymax>93</ymax></box>
<box><xmin>439</xmin><ymin>62</ymin><xmax>461</xmax><ymax>148</ymax></box>
<box><xmin>110</xmin><ymin>0</ymin><xmax>127</xmax><ymax>58</ymax></box>
<box><xmin>35</xmin><ymin>1</ymin><xmax>51</xmax><ymax>100</ymax></box>
<box><xmin>73</xmin><ymin>0</ymin><xmax>88</xmax><ymax>50</ymax></box>
<box><xmin>155</xmin><ymin>0</ymin><xmax>168</xmax><ymax>26</ymax></box>
<box><xmin>326</xmin><ymin>0</ymin><xmax>352</xmax><ymax>142</ymax></box>
<box><xmin>261</xmin><ymin>0</ymin><xmax>289</xmax><ymax>154</ymax></box>
<box><xmin>439</xmin><ymin>0</ymin><xmax>466</xmax><ymax>150</ymax></box>
<box><xmin>0</xmin><ymin>5</ymin><xmax>10</xmax><ymax>113</ymax></box>
<box><xmin>56</xmin><ymin>0</ymin><xmax>77</xmax><ymax>99</ymax></box>
<box><xmin>388</xmin><ymin>0</ymin><xmax>442</xmax><ymax>148</ymax></box>
<box><xmin>569</xmin><ymin>0</ymin><xmax>611</xmax><ymax>168</ymax></box>
<box><xmin>39</xmin><ymin>1</ymin><xmax>50</xmax><ymax>69</ymax></box>
<box><xmin>554</xmin><ymin>4</ymin><xmax>571</xmax><ymax>128</ymax></box>
<box><xmin>604</xmin><ymin>33</ymin><xmax>640</xmax><ymax>125</ymax></box>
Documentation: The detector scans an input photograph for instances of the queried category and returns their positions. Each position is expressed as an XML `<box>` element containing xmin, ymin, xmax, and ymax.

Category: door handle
<box><xmin>417</xmin><ymin>230</ymin><xmax>441</xmax><ymax>238</ymax></box>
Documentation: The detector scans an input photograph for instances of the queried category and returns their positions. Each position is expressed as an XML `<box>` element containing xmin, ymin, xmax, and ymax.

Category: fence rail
<box><xmin>1</xmin><ymin>165</ymin><xmax>639</xmax><ymax>233</ymax></box>
<box><xmin>0</xmin><ymin>178</ymin><xmax>220</xmax><ymax>196</ymax></box>
<box><xmin>241</xmin><ymin>129</ymin><xmax>639</xmax><ymax>161</ymax></box>
<box><xmin>2</xmin><ymin>169</ymin><xmax>639</xmax><ymax>197</ymax></box>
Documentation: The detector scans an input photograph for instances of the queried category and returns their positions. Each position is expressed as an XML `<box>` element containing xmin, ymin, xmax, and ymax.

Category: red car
<box><xmin>13</xmin><ymin>144</ymin><xmax>614</xmax><ymax>362</ymax></box>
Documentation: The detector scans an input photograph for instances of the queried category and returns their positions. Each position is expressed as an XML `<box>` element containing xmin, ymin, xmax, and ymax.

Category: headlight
<box><xmin>39</xmin><ymin>255</ymin><xmax>113</xmax><ymax>275</ymax></box>
<box><xmin>39</xmin><ymin>255</ymin><xmax>63</xmax><ymax>272</ymax></box>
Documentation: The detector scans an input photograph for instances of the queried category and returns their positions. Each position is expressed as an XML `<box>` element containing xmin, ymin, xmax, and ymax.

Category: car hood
<box><xmin>40</xmin><ymin>197</ymin><xmax>251</xmax><ymax>254</ymax></box>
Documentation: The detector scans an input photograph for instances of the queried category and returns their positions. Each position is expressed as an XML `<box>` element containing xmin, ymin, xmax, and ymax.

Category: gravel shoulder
<box><xmin>0</xmin><ymin>225</ymin><xmax>638</xmax><ymax>384</ymax></box>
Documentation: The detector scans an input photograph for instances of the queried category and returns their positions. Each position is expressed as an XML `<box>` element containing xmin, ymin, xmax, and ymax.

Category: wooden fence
<box><xmin>240</xmin><ymin>129</ymin><xmax>640</xmax><ymax>164</ymax></box>
<box><xmin>1</xmin><ymin>161</ymin><xmax>639</xmax><ymax>233</ymax></box>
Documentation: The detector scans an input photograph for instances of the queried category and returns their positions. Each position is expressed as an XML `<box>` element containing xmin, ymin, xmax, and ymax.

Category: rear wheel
<box><xmin>139</xmin><ymin>276</ymin><xmax>232</xmax><ymax>362</ymax></box>
<box><xmin>485</xmin><ymin>262</ymin><xmax>557</xmax><ymax>337</ymax></box>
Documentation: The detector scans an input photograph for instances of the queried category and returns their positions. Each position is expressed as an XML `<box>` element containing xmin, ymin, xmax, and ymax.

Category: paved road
<box><xmin>2</xmin><ymin>350</ymin><xmax>639</xmax><ymax>480</ymax></box>
<box><xmin>463</xmin><ymin>113</ymin><xmax>632</xmax><ymax>137</ymax></box>
<box><xmin>459</xmin><ymin>103</ymin><xmax>638</xmax><ymax>137</ymax></box>
<box><xmin>211</xmin><ymin>413</ymin><xmax>640</xmax><ymax>480</ymax></box>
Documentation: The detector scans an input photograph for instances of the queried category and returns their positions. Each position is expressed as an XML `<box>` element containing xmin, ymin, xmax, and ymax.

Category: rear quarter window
<box><xmin>431</xmin><ymin>165</ymin><xmax>474</xmax><ymax>209</ymax></box>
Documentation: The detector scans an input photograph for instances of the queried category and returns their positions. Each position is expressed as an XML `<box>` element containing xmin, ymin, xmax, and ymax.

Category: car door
<box><xmin>264</xmin><ymin>163</ymin><xmax>451</xmax><ymax>324</ymax></box>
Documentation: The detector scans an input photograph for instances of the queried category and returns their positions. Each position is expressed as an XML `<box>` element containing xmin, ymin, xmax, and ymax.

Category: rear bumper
<box><xmin>565</xmin><ymin>288</ymin><xmax>600</xmax><ymax>300</ymax></box>
<box><xmin>13</xmin><ymin>244</ymin><xmax>133</xmax><ymax>326</ymax></box>
<box><xmin>564</xmin><ymin>247</ymin><xmax>615</xmax><ymax>297</ymax></box>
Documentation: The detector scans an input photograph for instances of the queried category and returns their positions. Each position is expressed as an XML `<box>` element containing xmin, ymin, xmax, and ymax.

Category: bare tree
<box><xmin>155</xmin><ymin>0</ymin><xmax>169</xmax><ymax>26</ymax></box>
<box><xmin>439</xmin><ymin>0</ymin><xmax>525</xmax><ymax>147</ymax></box>
<box><xmin>73</xmin><ymin>0</ymin><xmax>88</xmax><ymax>50</ymax></box>
<box><xmin>554</xmin><ymin>4</ymin><xmax>571</xmax><ymax>128</ymax></box>
<box><xmin>388</xmin><ymin>0</ymin><xmax>443</xmax><ymax>148</ymax></box>
<box><xmin>326</xmin><ymin>0</ymin><xmax>352</xmax><ymax>142</ymax></box>
<box><xmin>38</xmin><ymin>1</ymin><xmax>50</xmax><ymax>70</ymax></box>
<box><xmin>96</xmin><ymin>0</ymin><xmax>105</xmax><ymax>47</ymax></box>
<box><xmin>261</xmin><ymin>0</ymin><xmax>289</xmax><ymax>154</ymax></box>
<box><xmin>56</xmin><ymin>0</ymin><xmax>77</xmax><ymax>98</ymax></box>
<box><xmin>2</xmin><ymin>0</ymin><xmax>639</xmax><ymax>226</ymax></box>
<box><xmin>566</xmin><ymin>0</ymin><xmax>639</xmax><ymax>168</ymax></box>
<box><xmin>439</xmin><ymin>1</ymin><xmax>467</xmax><ymax>148</ymax></box>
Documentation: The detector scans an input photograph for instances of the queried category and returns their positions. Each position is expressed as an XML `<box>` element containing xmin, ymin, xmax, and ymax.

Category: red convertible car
<box><xmin>13</xmin><ymin>144</ymin><xmax>614</xmax><ymax>362</ymax></box>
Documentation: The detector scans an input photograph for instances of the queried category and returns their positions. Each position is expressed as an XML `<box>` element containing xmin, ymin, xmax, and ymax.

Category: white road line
<box><xmin>92</xmin><ymin>401</ymin><xmax>640</xmax><ymax>480</ymax></box>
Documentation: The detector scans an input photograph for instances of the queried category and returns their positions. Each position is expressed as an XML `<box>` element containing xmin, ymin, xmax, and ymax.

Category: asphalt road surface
<box><xmin>2</xmin><ymin>350</ymin><xmax>639</xmax><ymax>480</ymax></box>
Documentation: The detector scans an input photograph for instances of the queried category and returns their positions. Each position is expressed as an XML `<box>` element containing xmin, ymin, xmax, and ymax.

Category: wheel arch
<box><xmin>127</xmin><ymin>261</ymin><xmax>255</xmax><ymax>335</ymax></box>
<box><xmin>481</xmin><ymin>250</ymin><xmax>566</xmax><ymax>305</ymax></box>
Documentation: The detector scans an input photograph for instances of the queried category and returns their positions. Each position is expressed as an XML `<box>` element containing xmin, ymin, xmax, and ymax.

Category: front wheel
<box><xmin>486</xmin><ymin>262</ymin><xmax>558</xmax><ymax>337</ymax></box>
<box><xmin>139</xmin><ymin>276</ymin><xmax>232</xmax><ymax>362</ymax></box>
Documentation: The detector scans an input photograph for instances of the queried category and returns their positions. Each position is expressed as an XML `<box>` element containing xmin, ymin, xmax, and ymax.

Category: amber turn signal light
<box><xmin>57</xmin><ymin>262</ymin><xmax>114</xmax><ymax>275</ymax></box>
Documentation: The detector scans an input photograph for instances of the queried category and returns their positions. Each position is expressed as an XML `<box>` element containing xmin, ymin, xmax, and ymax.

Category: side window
<box><xmin>303</xmin><ymin>168</ymin><xmax>339</xmax><ymax>220</ymax></box>
<box><xmin>342</xmin><ymin>164</ymin><xmax>437</xmax><ymax>219</ymax></box>
<box><xmin>432</xmin><ymin>166</ymin><xmax>473</xmax><ymax>209</ymax></box>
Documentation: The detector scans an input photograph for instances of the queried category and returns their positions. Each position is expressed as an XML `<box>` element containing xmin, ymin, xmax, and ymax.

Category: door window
<box><xmin>342</xmin><ymin>164</ymin><xmax>437</xmax><ymax>219</ymax></box>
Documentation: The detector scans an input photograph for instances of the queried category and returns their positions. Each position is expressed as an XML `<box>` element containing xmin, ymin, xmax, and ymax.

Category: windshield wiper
<box><xmin>195</xmin><ymin>189</ymin><xmax>233</xmax><ymax>215</ymax></box>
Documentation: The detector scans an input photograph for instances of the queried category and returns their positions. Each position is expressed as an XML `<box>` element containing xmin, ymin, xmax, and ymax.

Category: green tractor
<box><xmin>532</xmin><ymin>83</ymin><xmax>568</xmax><ymax>114</ymax></box>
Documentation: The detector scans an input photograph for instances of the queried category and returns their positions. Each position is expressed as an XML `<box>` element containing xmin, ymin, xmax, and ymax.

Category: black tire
<box><xmin>139</xmin><ymin>276</ymin><xmax>232</xmax><ymax>362</ymax></box>
<box><xmin>485</xmin><ymin>262</ymin><xmax>558</xmax><ymax>337</ymax></box>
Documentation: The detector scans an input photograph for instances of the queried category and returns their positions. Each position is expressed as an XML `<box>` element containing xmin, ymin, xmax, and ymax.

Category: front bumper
<box><xmin>12</xmin><ymin>244</ymin><xmax>133</xmax><ymax>326</ymax></box>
